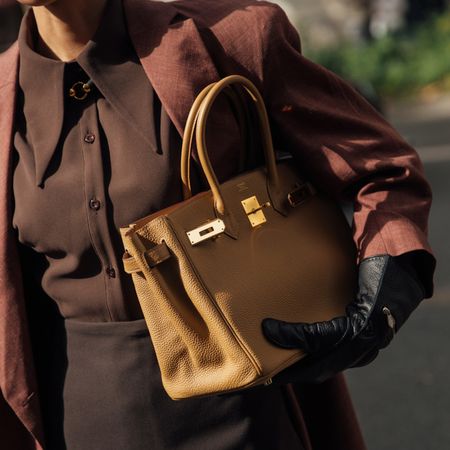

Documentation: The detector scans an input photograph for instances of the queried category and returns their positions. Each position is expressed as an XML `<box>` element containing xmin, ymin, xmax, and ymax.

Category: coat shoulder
<box><xmin>170</xmin><ymin>0</ymin><xmax>297</xmax><ymax>46</ymax></box>
<box><xmin>169</xmin><ymin>0</ymin><xmax>301</xmax><ymax>80</ymax></box>
<box><xmin>170</xmin><ymin>0</ymin><xmax>286</xmax><ymax>23</ymax></box>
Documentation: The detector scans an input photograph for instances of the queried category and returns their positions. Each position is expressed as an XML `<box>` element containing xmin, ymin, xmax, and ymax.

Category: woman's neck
<box><xmin>32</xmin><ymin>0</ymin><xmax>108</xmax><ymax>61</ymax></box>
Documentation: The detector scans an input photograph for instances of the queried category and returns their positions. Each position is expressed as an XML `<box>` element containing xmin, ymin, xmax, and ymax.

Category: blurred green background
<box><xmin>312</xmin><ymin>11</ymin><xmax>450</xmax><ymax>98</ymax></box>
<box><xmin>280</xmin><ymin>0</ymin><xmax>450</xmax><ymax>101</ymax></box>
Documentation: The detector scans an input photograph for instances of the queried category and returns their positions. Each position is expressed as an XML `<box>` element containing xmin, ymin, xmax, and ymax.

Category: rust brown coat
<box><xmin>0</xmin><ymin>0</ymin><xmax>434</xmax><ymax>448</ymax></box>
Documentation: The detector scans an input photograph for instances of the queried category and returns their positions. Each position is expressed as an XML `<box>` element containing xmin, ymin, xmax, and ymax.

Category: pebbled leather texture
<box><xmin>262</xmin><ymin>252</ymin><xmax>427</xmax><ymax>383</ymax></box>
<box><xmin>120</xmin><ymin>161</ymin><xmax>357</xmax><ymax>399</ymax></box>
<box><xmin>119</xmin><ymin>75</ymin><xmax>358</xmax><ymax>399</ymax></box>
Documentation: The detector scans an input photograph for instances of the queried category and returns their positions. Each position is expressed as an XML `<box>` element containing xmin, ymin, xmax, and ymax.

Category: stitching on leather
<box><xmin>164</xmin><ymin>216</ymin><xmax>263</xmax><ymax>377</ymax></box>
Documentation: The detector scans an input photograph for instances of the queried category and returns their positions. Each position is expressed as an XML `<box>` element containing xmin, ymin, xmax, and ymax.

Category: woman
<box><xmin>0</xmin><ymin>0</ymin><xmax>435</xmax><ymax>449</ymax></box>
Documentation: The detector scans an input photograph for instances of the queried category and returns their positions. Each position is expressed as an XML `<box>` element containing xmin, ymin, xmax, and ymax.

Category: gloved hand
<box><xmin>261</xmin><ymin>252</ymin><xmax>427</xmax><ymax>384</ymax></box>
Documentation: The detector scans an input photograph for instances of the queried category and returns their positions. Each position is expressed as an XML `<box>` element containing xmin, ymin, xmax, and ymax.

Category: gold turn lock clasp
<box><xmin>186</xmin><ymin>218</ymin><xmax>226</xmax><ymax>246</ymax></box>
<box><xmin>241</xmin><ymin>196</ymin><xmax>271</xmax><ymax>228</ymax></box>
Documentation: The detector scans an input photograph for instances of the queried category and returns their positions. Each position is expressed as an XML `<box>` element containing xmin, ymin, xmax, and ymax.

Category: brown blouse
<box><xmin>12</xmin><ymin>0</ymin><xmax>201</xmax><ymax>322</ymax></box>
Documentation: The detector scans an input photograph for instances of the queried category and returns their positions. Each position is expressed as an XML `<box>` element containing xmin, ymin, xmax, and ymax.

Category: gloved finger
<box><xmin>270</xmin><ymin>334</ymin><xmax>379</xmax><ymax>385</ymax></box>
<box><xmin>262</xmin><ymin>316</ymin><xmax>352</xmax><ymax>353</ymax></box>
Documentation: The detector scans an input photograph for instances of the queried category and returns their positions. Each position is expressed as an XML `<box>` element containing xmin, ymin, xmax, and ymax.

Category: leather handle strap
<box><xmin>181</xmin><ymin>82</ymin><xmax>251</xmax><ymax>199</ymax></box>
<box><xmin>123</xmin><ymin>241</ymin><xmax>171</xmax><ymax>273</ymax></box>
<box><xmin>181</xmin><ymin>81</ymin><xmax>216</xmax><ymax>200</ymax></box>
<box><xmin>181</xmin><ymin>75</ymin><xmax>280</xmax><ymax>216</ymax></box>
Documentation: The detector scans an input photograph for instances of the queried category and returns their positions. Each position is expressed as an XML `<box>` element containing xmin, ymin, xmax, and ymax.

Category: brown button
<box><xmin>106</xmin><ymin>266</ymin><xmax>116</xmax><ymax>278</ymax></box>
<box><xmin>89</xmin><ymin>198</ymin><xmax>101</xmax><ymax>211</ymax></box>
<box><xmin>84</xmin><ymin>133</ymin><xmax>95</xmax><ymax>144</ymax></box>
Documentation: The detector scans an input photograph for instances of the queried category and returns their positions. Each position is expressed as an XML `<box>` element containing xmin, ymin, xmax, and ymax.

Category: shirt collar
<box><xmin>18</xmin><ymin>0</ymin><xmax>158</xmax><ymax>187</ymax></box>
<box><xmin>18</xmin><ymin>8</ymin><xmax>65</xmax><ymax>187</ymax></box>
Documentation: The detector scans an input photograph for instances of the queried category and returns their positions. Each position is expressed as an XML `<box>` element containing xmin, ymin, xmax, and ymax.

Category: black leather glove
<box><xmin>261</xmin><ymin>252</ymin><xmax>427</xmax><ymax>383</ymax></box>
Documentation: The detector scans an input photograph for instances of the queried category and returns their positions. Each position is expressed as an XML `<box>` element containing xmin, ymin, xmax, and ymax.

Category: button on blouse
<box><xmin>12</xmin><ymin>0</ymin><xmax>202</xmax><ymax>321</ymax></box>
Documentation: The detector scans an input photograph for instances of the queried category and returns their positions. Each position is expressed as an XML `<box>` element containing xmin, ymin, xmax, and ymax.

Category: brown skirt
<box><xmin>34</xmin><ymin>314</ymin><xmax>305</xmax><ymax>450</ymax></box>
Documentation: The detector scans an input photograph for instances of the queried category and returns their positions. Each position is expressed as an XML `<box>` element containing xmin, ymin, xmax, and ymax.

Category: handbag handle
<box><xmin>181</xmin><ymin>81</ymin><xmax>215</xmax><ymax>200</ymax></box>
<box><xmin>181</xmin><ymin>75</ymin><xmax>280</xmax><ymax>217</ymax></box>
<box><xmin>181</xmin><ymin>81</ymin><xmax>253</xmax><ymax>199</ymax></box>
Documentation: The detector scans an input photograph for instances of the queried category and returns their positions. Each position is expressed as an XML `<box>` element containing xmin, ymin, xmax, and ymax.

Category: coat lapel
<box><xmin>123</xmin><ymin>0</ymin><xmax>242</xmax><ymax>180</ymax></box>
<box><xmin>123</xmin><ymin>0</ymin><xmax>221</xmax><ymax>138</ymax></box>
<box><xmin>0</xmin><ymin>42</ymin><xmax>45</xmax><ymax>449</ymax></box>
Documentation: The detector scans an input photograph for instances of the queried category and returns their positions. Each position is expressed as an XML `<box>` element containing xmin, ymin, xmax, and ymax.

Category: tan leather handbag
<box><xmin>119</xmin><ymin>75</ymin><xmax>357</xmax><ymax>400</ymax></box>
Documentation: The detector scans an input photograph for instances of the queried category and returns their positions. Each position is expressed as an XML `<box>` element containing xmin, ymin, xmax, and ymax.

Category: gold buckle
<box><xmin>69</xmin><ymin>81</ymin><xmax>92</xmax><ymax>101</ymax></box>
<box><xmin>241</xmin><ymin>195</ymin><xmax>270</xmax><ymax>228</ymax></box>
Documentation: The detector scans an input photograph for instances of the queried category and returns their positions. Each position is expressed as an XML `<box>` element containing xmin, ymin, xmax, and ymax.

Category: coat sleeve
<box><xmin>254</xmin><ymin>2</ymin><xmax>436</xmax><ymax>295</ymax></box>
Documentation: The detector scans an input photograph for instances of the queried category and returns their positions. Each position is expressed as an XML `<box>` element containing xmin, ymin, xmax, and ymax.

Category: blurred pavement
<box><xmin>346</xmin><ymin>94</ymin><xmax>450</xmax><ymax>450</ymax></box>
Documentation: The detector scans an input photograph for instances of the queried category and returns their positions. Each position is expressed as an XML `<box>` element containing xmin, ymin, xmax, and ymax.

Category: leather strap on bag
<box><xmin>181</xmin><ymin>84</ymin><xmax>254</xmax><ymax>199</ymax></box>
<box><xmin>182</xmin><ymin>75</ymin><xmax>284</xmax><ymax>215</ymax></box>
<box><xmin>123</xmin><ymin>242</ymin><xmax>171</xmax><ymax>274</ymax></box>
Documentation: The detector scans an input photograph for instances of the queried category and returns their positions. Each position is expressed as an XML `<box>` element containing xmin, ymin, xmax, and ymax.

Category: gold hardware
<box><xmin>287</xmin><ymin>183</ymin><xmax>314</xmax><ymax>208</ymax></box>
<box><xmin>241</xmin><ymin>196</ymin><xmax>270</xmax><ymax>228</ymax></box>
<box><xmin>187</xmin><ymin>218</ymin><xmax>226</xmax><ymax>246</ymax></box>
<box><xmin>69</xmin><ymin>81</ymin><xmax>92</xmax><ymax>101</ymax></box>
<box><xmin>382</xmin><ymin>307</ymin><xmax>396</xmax><ymax>333</ymax></box>
<box><xmin>264</xmin><ymin>378</ymin><xmax>273</xmax><ymax>386</ymax></box>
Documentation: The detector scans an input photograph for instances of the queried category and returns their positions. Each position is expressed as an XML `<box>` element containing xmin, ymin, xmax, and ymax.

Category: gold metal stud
<box><xmin>241</xmin><ymin>195</ymin><xmax>270</xmax><ymax>228</ymax></box>
<box><xmin>382</xmin><ymin>307</ymin><xmax>396</xmax><ymax>333</ymax></box>
<box><xmin>69</xmin><ymin>81</ymin><xmax>92</xmax><ymax>101</ymax></box>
